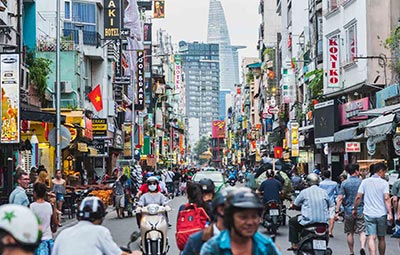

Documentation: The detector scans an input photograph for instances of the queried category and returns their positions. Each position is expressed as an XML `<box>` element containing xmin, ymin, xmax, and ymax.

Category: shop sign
<box><xmin>339</xmin><ymin>97</ymin><xmax>369</xmax><ymax>126</ymax></box>
<box><xmin>82</xmin><ymin>117</ymin><xmax>93</xmax><ymax>140</ymax></box>
<box><xmin>77</xmin><ymin>142</ymin><xmax>88</xmax><ymax>152</ymax></box>
<box><xmin>291</xmin><ymin>122</ymin><xmax>299</xmax><ymax>157</ymax></box>
<box><xmin>113</xmin><ymin>129</ymin><xmax>123</xmax><ymax>149</ymax></box>
<box><xmin>393</xmin><ymin>135</ymin><xmax>400</xmax><ymax>156</ymax></box>
<box><xmin>328</xmin><ymin>37</ymin><xmax>340</xmax><ymax>88</ymax></box>
<box><xmin>136</xmin><ymin>51</ymin><xmax>145</xmax><ymax>111</ymax></box>
<box><xmin>265</xmin><ymin>118</ymin><xmax>273</xmax><ymax>132</ymax></box>
<box><xmin>91</xmin><ymin>139</ymin><xmax>105</xmax><ymax>155</ymax></box>
<box><xmin>212</xmin><ymin>120</ymin><xmax>226</xmax><ymax>138</ymax></box>
<box><xmin>314</xmin><ymin>100</ymin><xmax>338</xmax><ymax>144</ymax></box>
<box><xmin>175</xmin><ymin>56</ymin><xmax>181</xmax><ymax>93</ymax></box>
<box><xmin>0</xmin><ymin>53</ymin><xmax>20</xmax><ymax>143</ymax></box>
<box><xmin>376</xmin><ymin>84</ymin><xmax>399</xmax><ymax>108</ymax></box>
<box><xmin>104</xmin><ymin>0</ymin><xmax>121</xmax><ymax>39</ymax></box>
<box><xmin>367</xmin><ymin>138</ymin><xmax>376</xmax><ymax>155</ymax></box>
<box><xmin>345</xmin><ymin>142</ymin><xmax>361</xmax><ymax>153</ymax></box>
<box><xmin>92</xmin><ymin>118</ymin><xmax>107</xmax><ymax>137</ymax></box>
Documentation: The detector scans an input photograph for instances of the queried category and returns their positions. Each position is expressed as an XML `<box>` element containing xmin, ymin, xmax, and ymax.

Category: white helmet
<box><xmin>0</xmin><ymin>204</ymin><xmax>41</xmax><ymax>249</ymax></box>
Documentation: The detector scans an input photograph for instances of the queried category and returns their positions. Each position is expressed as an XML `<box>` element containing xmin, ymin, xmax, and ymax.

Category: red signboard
<box><xmin>212</xmin><ymin>120</ymin><xmax>226</xmax><ymax>138</ymax></box>
<box><xmin>338</xmin><ymin>97</ymin><xmax>369</xmax><ymax>126</ymax></box>
<box><xmin>345</xmin><ymin>142</ymin><xmax>360</xmax><ymax>153</ymax></box>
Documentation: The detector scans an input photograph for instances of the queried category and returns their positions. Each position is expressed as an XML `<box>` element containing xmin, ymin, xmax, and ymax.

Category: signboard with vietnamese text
<box><xmin>1</xmin><ymin>53</ymin><xmax>20</xmax><ymax>143</ymax></box>
<box><xmin>345</xmin><ymin>142</ymin><xmax>361</xmax><ymax>153</ymax></box>
<box><xmin>92</xmin><ymin>118</ymin><xmax>107</xmax><ymax>137</ymax></box>
<box><xmin>338</xmin><ymin>97</ymin><xmax>369</xmax><ymax>126</ymax></box>
<box><xmin>104</xmin><ymin>0</ymin><xmax>121</xmax><ymax>39</ymax></box>
<box><xmin>212</xmin><ymin>120</ymin><xmax>226</xmax><ymax>139</ymax></box>
<box><xmin>291</xmin><ymin>122</ymin><xmax>299</xmax><ymax>157</ymax></box>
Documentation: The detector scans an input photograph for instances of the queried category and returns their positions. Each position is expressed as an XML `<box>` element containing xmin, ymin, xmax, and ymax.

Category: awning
<box><xmin>324</xmin><ymin>82</ymin><xmax>382</xmax><ymax>98</ymax></box>
<box><xmin>247</xmin><ymin>62</ymin><xmax>262</xmax><ymax>69</ymax></box>
<box><xmin>334</xmin><ymin>126</ymin><xmax>358</xmax><ymax>142</ymax></box>
<box><xmin>359</xmin><ymin>103</ymin><xmax>400</xmax><ymax>117</ymax></box>
<box><xmin>20</xmin><ymin>110</ymin><xmax>65</xmax><ymax>123</ymax></box>
<box><xmin>299</xmin><ymin>125</ymin><xmax>314</xmax><ymax>132</ymax></box>
<box><xmin>365</xmin><ymin>114</ymin><xmax>395</xmax><ymax>137</ymax></box>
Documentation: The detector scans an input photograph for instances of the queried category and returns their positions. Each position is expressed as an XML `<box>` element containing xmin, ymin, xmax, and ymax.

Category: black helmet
<box><xmin>198</xmin><ymin>178</ymin><xmax>215</xmax><ymax>193</ymax></box>
<box><xmin>266</xmin><ymin>169</ymin><xmax>275</xmax><ymax>178</ymax></box>
<box><xmin>211</xmin><ymin>187</ymin><xmax>234</xmax><ymax>215</ymax></box>
<box><xmin>223</xmin><ymin>188</ymin><xmax>263</xmax><ymax>228</ymax></box>
<box><xmin>78</xmin><ymin>197</ymin><xmax>107</xmax><ymax>222</ymax></box>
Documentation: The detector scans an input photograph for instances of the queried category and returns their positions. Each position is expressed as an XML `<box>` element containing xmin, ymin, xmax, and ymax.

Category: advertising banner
<box><xmin>338</xmin><ymin>97</ymin><xmax>369</xmax><ymax>126</ymax></box>
<box><xmin>291</xmin><ymin>122</ymin><xmax>299</xmax><ymax>157</ymax></box>
<box><xmin>1</xmin><ymin>54</ymin><xmax>20</xmax><ymax>143</ymax></box>
<box><xmin>314</xmin><ymin>100</ymin><xmax>338</xmax><ymax>144</ymax></box>
<box><xmin>143</xmin><ymin>23</ymin><xmax>152</xmax><ymax>42</ymax></box>
<box><xmin>212</xmin><ymin>120</ymin><xmax>226</xmax><ymax>138</ymax></box>
<box><xmin>104</xmin><ymin>0</ymin><xmax>121</xmax><ymax>39</ymax></box>
<box><xmin>92</xmin><ymin>118</ymin><xmax>107</xmax><ymax>137</ymax></box>
<box><xmin>123</xmin><ymin>123</ymin><xmax>132</xmax><ymax>157</ymax></box>
<box><xmin>153</xmin><ymin>0</ymin><xmax>165</xmax><ymax>19</ymax></box>
<box><xmin>136</xmin><ymin>50</ymin><xmax>145</xmax><ymax>110</ymax></box>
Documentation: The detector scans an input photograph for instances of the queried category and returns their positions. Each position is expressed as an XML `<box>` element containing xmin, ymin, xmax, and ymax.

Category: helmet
<box><xmin>306</xmin><ymin>173</ymin><xmax>320</xmax><ymax>186</ymax></box>
<box><xmin>78</xmin><ymin>197</ymin><xmax>107</xmax><ymax>222</ymax></box>
<box><xmin>198</xmin><ymin>178</ymin><xmax>215</xmax><ymax>193</ymax></box>
<box><xmin>147</xmin><ymin>176</ymin><xmax>159</xmax><ymax>184</ymax></box>
<box><xmin>211</xmin><ymin>187</ymin><xmax>235</xmax><ymax>215</ymax></box>
<box><xmin>0</xmin><ymin>204</ymin><xmax>41</xmax><ymax>250</ymax></box>
<box><xmin>223</xmin><ymin>188</ymin><xmax>263</xmax><ymax>228</ymax></box>
<box><xmin>266</xmin><ymin>169</ymin><xmax>275</xmax><ymax>178</ymax></box>
<box><xmin>313</xmin><ymin>169</ymin><xmax>321</xmax><ymax>175</ymax></box>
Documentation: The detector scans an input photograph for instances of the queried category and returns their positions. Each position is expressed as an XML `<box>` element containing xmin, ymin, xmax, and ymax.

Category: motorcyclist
<box><xmin>53</xmin><ymin>196</ymin><xmax>139</xmax><ymax>255</ymax></box>
<box><xmin>136</xmin><ymin>176</ymin><xmax>169</xmax><ymax>228</ymax></box>
<box><xmin>200</xmin><ymin>188</ymin><xmax>280</xmax><ymax>255</ymax></box>
<box><xmin>198</xmin><ymin>178</ymin><xmax>216</xmax><ymax>219</ymax></box>
<box><xmin>287</xmin><ymin>173</ymin><xmax>332</xmax><ymax>251</ymax></box>
<box><xmin>0</xmin><ymin>204</ymin><xmax>41</xmax><ymax>255</ymax></box>
<box><xmin>256</xmin><ymin>169</ymin><xmax>282</xmax><ymax>205</ymax></box>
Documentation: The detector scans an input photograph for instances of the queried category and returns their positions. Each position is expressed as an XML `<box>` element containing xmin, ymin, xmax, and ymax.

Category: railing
<box><xmin>63</xmin><ymin>29</ymin><xmax>100</xmax><ymax>47</ymax></box>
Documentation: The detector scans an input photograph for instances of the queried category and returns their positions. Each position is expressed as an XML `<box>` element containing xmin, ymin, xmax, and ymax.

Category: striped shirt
<box><xmin>294</xmin><ymin>185</ymin><xmax>332</xmax><ymax>225</ymax></box>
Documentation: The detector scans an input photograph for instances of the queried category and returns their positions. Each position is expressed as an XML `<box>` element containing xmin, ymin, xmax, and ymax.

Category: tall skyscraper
<box><xmin>207</xmin><ymin>0</ymin><xmax>242</xmax><ymax>91</ymax></box>
<box><xmin>179</xmin><ymin>41</ymin><xmax>220</xmax><ymax>138</ymax></box>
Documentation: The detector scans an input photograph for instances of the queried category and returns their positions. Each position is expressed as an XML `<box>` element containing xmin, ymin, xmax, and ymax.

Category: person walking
<box><xmin>51</xmin><ymin>169</ymin><xmax>66</xmax><ymax>226</ymax></box>
<box><xmin>335</xmin><ymin>164</ymin><xmax>366</xmax><ymax>255</ymax></box>
<box><xmin>353</xmin><ymin>162</ymin><xmax>392</xmax><ymax>255</ymax></box>
<box><xmin>113</xmin><ymin>174</ymin><xmax>127</xmax><ymax>219</ymax></box>
<box><xmin>9</xmin><ymin>170</ymin><xmax>30</xmax><ymax>206</ymax></box>
<box><xmin>30</xmin><ymin>182</ymin><xmax>58</xmax><ymax>255</ymax></box>
<box><xmin>173</xmin><ymin>168</ymin><xmax>182</xmax><ymax>196</ymax></box>
<box><xmin>319</xmin><ymin>170</ymin><xmax>339</xmax><ymax>237</ymax></box>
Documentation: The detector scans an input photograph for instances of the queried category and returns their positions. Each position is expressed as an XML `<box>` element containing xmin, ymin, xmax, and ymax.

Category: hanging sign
<box><xmin>136</xmin><ymin>50</ymin><xmax>145</xmax><ymax>111</ymax></box>
<box><xmin>345</xmin><ymin>142</ymin><xmax>361</xmax><ymax>153</ymax></box>
<box><xmin>104</xmin><ymin>0</ymin><xmax>121</xmax><ymax>39</ymax></box>
<box><xmin>328</xmin><ymin>37</ymin><xmax>340</xmax><ymax>88</ymax></box>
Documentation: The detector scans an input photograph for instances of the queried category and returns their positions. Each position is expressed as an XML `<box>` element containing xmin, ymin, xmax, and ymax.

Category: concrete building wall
<box><xmin>263</xmin><ymin>0</ymin><xmax>281</xmax><ymax>48</ymax></box>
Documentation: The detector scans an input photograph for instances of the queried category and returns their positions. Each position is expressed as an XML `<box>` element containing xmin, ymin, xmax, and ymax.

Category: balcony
<box><xmin>63</xmin><ymin>29</ymin><xmax>101</xmax><ymax>47</ymax></box>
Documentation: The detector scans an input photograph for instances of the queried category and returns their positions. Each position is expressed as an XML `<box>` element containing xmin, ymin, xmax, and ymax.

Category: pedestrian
<box><xmin>9</xmin><ymin>170</ymin><xmax>30</xmax><ymax>206</ymax></box>
<box><xmin>30</xmin><ymin>182</ymin><xmax>58</xmax><ymax>255</ymax></box>
<box><xmin>319</xmin><ymin>170</ymin><xmax>339</xmax><ymax>237</ymax></box>
<box><xmin>52</xmin><ymin>196</ymin><xmax>139</xmax><ymax>255</ymax></box>
<box><xmin>200</xmin><ymin>188</ymin><xmax>281</xmax><ymax>255</ymax></box>
<box><xmin>0</xmin><ymin>204</ymin><xmax>42</xmax><ymax>255</ymax></box>
<box><xmin>51</xmin><ymin>169</ymin><xmax>66</xmax><ymax>226</ymax></box>
<box><xmin>288</xmin><ymin>173</ymin><xmax>332</xmax><ymax>251</ymax></box>
<box><xmin>353</xmin><ymin>162</ymin><xmax>392</xmax><ymax>255</ymax></box>
<box><xmin>35</xmin><ymin>167</ymin><xmax>50</xmax><ymax>190</ymax></box>
<box><xmin>164</xmin><ymin>168</ymin><xmax>175</xmax><ymax>195</ymax></box>
<box><xmin>173</xmin><ymin>168</ymin><xmax>182</xmax><ymax>196</ymax></box>
<box><xmin>335</xmin><ymin>164</ymin><xmax>366</xmax><ymax>255</ymax></box>
<box><xmin>182</xmin><ymin>188</ymin><xmax>230</xmax><ymax>255</ymax></box>
<box><xmin>113</xmin><ymin>174</ymin><xmax>127</xmax><ymax>219</ymax></box>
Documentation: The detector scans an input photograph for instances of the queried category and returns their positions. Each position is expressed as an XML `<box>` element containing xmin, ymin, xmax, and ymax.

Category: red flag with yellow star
<box><xmin>88</xmin><ymin>84</ymin><xmax>103</xmax><ymax>111</ymax></box>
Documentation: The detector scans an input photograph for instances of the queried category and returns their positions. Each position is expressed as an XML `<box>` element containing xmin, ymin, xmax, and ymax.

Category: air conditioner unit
<box><xmin>60</xmin><ymin>81</ymin><xmax>73</xmax><ymax>93</ymax></box>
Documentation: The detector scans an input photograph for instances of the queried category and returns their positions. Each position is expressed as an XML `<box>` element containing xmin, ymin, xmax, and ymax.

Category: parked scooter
<box><xmin>136</xmin><ymin>204</ymin><xmax>171</xmax><ymax>255</ymax></box>
<box><xmin>262</xmin><ymin>200</ymin><xmax>284</xmax><ymax>234</ymax></box>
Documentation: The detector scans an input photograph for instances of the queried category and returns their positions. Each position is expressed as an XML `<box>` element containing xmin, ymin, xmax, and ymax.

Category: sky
<box><xmin>151</xmin><ymin>0</ymin><xmax>260</xmax><ymax>60</ymax></box>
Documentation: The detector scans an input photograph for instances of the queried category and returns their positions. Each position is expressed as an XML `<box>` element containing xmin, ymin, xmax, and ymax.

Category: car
<box><xmin>202</xmin><ymin>167</ymin><xmax>217</xmax><ymax>171</ymax></box>
<box><xmin>192</xmin><ymin>171</ymin><xmax>226</xmax><ymax>192</ymax></box>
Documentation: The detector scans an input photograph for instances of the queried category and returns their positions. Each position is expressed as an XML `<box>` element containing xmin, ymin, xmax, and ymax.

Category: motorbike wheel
<box><xmin>270</xmin><ymin>225</ymin><xmax>277</xmax><ymax>235</ymax></box>
<box><xmin>325</xmin><ymin>248</ymin><xmax>332</xmax><ymax>255</ymax></box>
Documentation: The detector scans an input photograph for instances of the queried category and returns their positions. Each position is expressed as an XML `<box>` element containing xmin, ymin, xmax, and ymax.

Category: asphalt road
<box><xmin>93</xmin><ymin>195</ymin><xmax>400</xmax><ymax>255</ymax></box>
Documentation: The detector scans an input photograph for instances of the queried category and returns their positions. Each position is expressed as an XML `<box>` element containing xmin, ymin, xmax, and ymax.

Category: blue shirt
<box><xmin>294</xmin><ymin>185</ymin><xmax>332</xmax><ymax>225</ymax></box>
<box><xmin>258</xmin><ymin>178</ymin><xmax>282</xmax><ymax>204</ymax></box>
<box><xmin>339</xmin><ymin>176</ymin><xmax>363</xmax><ymax>216</ymax></box>
<box><xmin>200</xmin><ymin>230</ymin><xmax>281</xmax><ymax>255</ymax></box>
<box><xmin>319</xmin><ymin>178</ymin><xmax>339</xmax><ymax>205</ymax></box>
<box><xmin>9</xmin><ymin>186</ymin><xmax>29</xmax><ymax>206</ymax></box>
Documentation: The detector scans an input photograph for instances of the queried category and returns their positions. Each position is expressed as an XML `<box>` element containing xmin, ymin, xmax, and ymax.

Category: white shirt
<box><xmin>165</xmin><ymin>171</ymin><xmax>174</xmax><ymax>182</ymax></box>
<box><xmin>52</xmin><ymin>221</ymin><xmax>122</xmax><ymax>255</ymax></box>
<box><xmin>30</xmin><ymin>202</ymin><xmax>53</xmax><ymax>240</ymax></box>
<box><xmin>358</xmin><ymin>174</ymin><xmax>389</xmax><ymax>218</ymax></box>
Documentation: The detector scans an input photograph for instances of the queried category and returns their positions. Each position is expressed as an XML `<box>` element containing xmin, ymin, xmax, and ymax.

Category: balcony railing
<box><xmin>63</xmin><ymin>29</ymin><xmax>100</xmax><ymax>47</ymax></box>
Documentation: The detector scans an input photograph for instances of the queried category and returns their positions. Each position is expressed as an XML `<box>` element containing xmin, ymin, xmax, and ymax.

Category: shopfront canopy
<box><xmin>359</xmin><ymin>103</ymin><xmax>400</xmax><ymax>117</ymax></box>
<box><xmin>365</xmin><ymin>114</ymin><xmax>395</xmax><ymax>137</ymax></box>
<box><xmin>21</xmin><ymin>110</ymin><xmax>65</xmax><ymax>123</ymax></box>
<box><xmin>334</xmin><ymin>126</ymin><xmax>359</xmax><ymax>142</ymax></box>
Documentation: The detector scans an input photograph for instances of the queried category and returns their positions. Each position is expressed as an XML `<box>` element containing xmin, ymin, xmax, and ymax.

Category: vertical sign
<box><xmin>136</xmin><ymin>50</ymin><xmax>145</xmax><ymax>111</ymax></box>
<box><xmin>143</xmin><ymin>23</ymin><xmax>152</xmax><ymax>42</ymax></box>
<box><xmin>175</xmin><ymin>56</ymin><xmax>181</xmax><ymax>93</ymax></box>
<box><xmin>153</xmin><ymin>0</ymin><xmax>165</xmax><ymax>19</ymax></box>
<box><xmin>1</xmin><ymin>54</ymin><xmax>20</xmax><ymax>143</ymax></box>
<box><xmin>104</xmin><ymin>0</ymin><xmax>121</xmax><ymax>39</ymax></box>
<box><xmin>291</xmin><ymin>122</ymin><xmax>299</xmax><ymax>157</ymax></box>
<box><xmin>328</xmin><ymin>37</ymin><xmax>340</xmax><ymax>88</ymax></box>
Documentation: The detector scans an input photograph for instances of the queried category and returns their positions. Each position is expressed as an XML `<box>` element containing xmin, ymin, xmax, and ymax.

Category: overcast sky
<box><xmin>151</xmin><ymin>0</ymin><xmax>260</xmax><ymax>60</ymax></box>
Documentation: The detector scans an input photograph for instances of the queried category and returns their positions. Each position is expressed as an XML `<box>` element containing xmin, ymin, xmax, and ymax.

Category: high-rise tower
<box><xmin>207</xmin><ymin>0</ymin><xmax>242</xmax><ymax>91</ymax></box>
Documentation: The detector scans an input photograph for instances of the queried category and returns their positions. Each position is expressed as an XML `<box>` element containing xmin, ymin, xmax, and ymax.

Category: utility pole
<box><xmin>56</xmin><ymin>0</ymin><xmax>61</xmax><ymax>170</ymax></box>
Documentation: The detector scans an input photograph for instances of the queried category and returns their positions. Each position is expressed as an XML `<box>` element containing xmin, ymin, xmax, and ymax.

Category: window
<box><xmin>65</xmin><ymin>1</ymin><xmax>71</xmax><ymax>19</ymax></box>
<box><xmin>64</xmin><ymin>1</ymin><xmax>97</xmax><ymax>45</ymax></box>
<box><xmin>345</xmin><ymin>23</ymin><xmax>357</xmax><ymax>63</ymax></box>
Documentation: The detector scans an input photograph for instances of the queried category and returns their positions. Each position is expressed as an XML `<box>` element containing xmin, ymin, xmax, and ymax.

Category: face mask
<box><xmin>148</xmin><ymin>184</ymin><xmax>157</xmax><ymax>192</ymax></box>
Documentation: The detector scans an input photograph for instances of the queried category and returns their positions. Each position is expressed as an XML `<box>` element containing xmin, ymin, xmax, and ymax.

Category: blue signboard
<box><xmin>376</xmin><ymin>84</ymin><xmax>399</xmax><ymax>108</ymax></box>
<box><xmin>265</xmin><ymin>118</ymin><xmax>273</xmax><ymax>132</ymax></box>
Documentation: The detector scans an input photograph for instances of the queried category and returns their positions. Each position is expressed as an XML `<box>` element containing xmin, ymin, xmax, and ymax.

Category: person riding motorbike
<box><xmin>198</xmin><ymin>178</ymin><xmax>215</xmax><ymax>219</ymax></box>
<box><xmin>136</xmin><ymin>176</ymin><xmax>170</xmax><ymax>228</ymax></box>
<box><xmin>200</xmin><ymin>188</ymin><xmax>280</xmax><ymax>255</ymax></box>
<box><xmin>287</xmin><ymin>173</ymin><xmax>332</xmax><ymax>251</ymax></box>
<box><xmin>256</xmin><ymin>169</ymin><xmax>282</xmax><ymax>205</ymax></box>
<box><xmin>53</xmin><ymin>196</ymin><xmax>139</xmax><ymax>255</ymax></box>
<box><xmin>0</xmin><ymin>204</ymin><xmax>41</xmax><ymax>255</ymax></box>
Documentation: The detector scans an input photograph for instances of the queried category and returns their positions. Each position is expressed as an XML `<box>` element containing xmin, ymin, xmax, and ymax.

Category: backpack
<box><xmin>175</xmin><ymin>203</ymin><xmax>210</xmax><ymax>251</ymax></box>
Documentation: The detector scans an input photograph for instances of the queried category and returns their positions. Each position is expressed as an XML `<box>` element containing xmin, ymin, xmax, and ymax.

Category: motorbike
<box><xmin>228</xmin><ymin>178</ymin><xmax>236</xmax><ymax>186</ymax></box>
<box><xmin>296</xmin><ymin>222</ymin><xmax>332</xmax><ymax>255</ymax></box>
<box><xmin>136</xmin><ymin>204</ymin><xmax>171</xmax><ymax>255</ymax></box>
<box><xmin>237</xmin><ymin>171</ymin><xmax>245</xmax><ymax>183</ymax></box>
<box><xmin>262</xmin><ymin>200</ymin><xmax>284</xmax><ymax>234</ymax></box>
<box><xmin>72</xmin><ymin>187</ymin><xmax>94</xmax><ymax>216</ymax></box>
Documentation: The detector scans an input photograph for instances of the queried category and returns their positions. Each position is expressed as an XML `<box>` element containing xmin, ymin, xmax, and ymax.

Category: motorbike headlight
<box><xmin>147</xmin><ymin>205</ymin><xmax>160</xmax><ymax>215</ymax></box>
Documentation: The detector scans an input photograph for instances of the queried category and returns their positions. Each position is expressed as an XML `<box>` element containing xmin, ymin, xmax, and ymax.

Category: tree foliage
<box><xmin>193</xmin><ymin>136</ymin><xmax>210</xmax><ymax>164</ymax></box>
<box><xmin>25</xmin><ymin>51</ymin><xmax>52</xmax><ymax>106</ymax></box>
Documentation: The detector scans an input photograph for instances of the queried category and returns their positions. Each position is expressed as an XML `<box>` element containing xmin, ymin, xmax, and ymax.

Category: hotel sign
<box><xmin>104</xmin><ymin>0</ymin><xmax>121</xmax><ymax>39</ymax></box>
<box><xmin>328</xmin><ymin>37</ymin><xmax>340</xmax><ymax>88</ymax></box>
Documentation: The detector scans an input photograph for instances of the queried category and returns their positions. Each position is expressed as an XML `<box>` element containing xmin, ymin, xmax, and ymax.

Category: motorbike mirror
<box><xmin>120</xmin><ymin>246</ymin><xmax>131</xmax><ymax>253</ymax></box>
<box><xmin>130</xmin><ymin>231</ymin><xmax>140</xmax><ymax>242</ymax></box>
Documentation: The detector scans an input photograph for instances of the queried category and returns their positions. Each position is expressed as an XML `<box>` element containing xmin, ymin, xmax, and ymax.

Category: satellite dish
<box><xmin>48</xmin><ymin>126</ymin><xmax>72</xmax><ymax>149</ymax></box>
